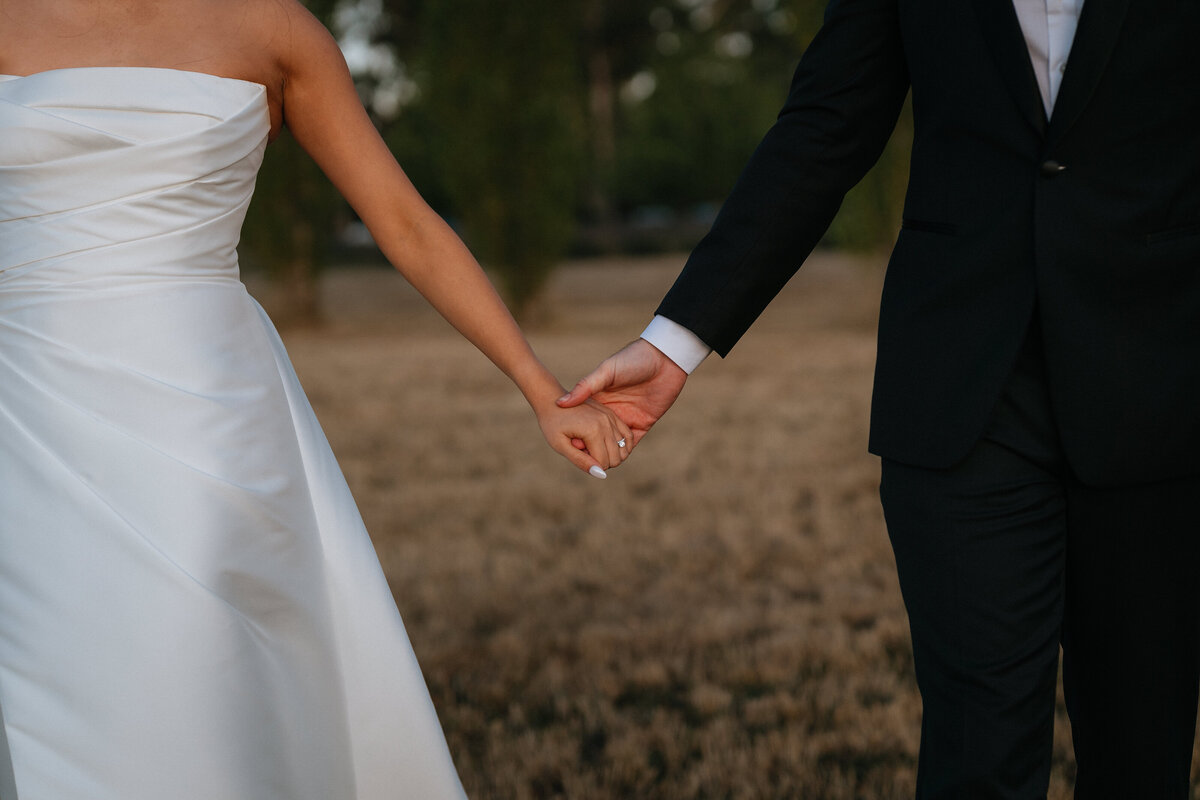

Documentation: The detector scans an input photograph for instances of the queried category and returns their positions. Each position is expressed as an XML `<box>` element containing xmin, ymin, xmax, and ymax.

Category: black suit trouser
<box><xmin>879</xmin><ymin>320</ymin><xmax>1200</xmax><ymax>799</ymax></box>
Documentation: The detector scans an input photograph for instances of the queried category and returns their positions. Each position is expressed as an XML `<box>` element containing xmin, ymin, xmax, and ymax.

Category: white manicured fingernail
<box><xmin>589</xmin><ymin>465</ymin><xmax>607</xmax><ymax>479</ymax></box>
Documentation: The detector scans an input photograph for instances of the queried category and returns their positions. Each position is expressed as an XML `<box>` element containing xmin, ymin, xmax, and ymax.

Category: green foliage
<box><xmin>383</xmin><ymin>0</ymin><xmax>910</xmax><ymax>258</ymax></box>
<box><xmin>613</xmin><ymin>42</ymin><xmax>787</xmax><ymax>210</ymax></box>
<box><xmin>414</xmin><ymin>0</ymin><xmax>585</xmax><ymax>318</ymax></box>
<box><xmin>249</xmin><ymin>0</ymin><xmax>913</xmax><ymax>324</ymax></box>
<box><xmin>610</xmin><ymin>0</ymin><xmax>910</xmax><ymax>250</ymax></box>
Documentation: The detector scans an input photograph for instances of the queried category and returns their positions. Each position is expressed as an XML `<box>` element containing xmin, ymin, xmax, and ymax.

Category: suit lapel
<box><xmin>1047</xmin><ymin>0</ymin><xmax>1132</xmax><ymax>145</ymax></box>
<box><xmin>971</xmin><ymin>0</ymin><xmax>1047</xmax><ymax>137</ymax></box>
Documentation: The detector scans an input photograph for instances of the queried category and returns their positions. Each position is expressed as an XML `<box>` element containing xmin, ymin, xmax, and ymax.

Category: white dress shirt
<box><xmin>642</xmin><ymin>0</ymin><xmax>1085</xmax><ymax>374</ymax></box>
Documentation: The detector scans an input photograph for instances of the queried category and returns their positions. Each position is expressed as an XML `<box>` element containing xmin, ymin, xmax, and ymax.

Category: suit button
<box><xmin>1040</xmin><ymin>159</ymin><xmax>1067</xmax><ymax>177</ymax></box>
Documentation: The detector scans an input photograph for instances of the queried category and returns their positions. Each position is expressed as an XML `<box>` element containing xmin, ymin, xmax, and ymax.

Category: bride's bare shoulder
<box><xmin>248</xmin><ymin>0</ymin><xmax>344</xmax><ymax>69</ymax></box>
<box><xmin>219</xmin><ymin>0</ymin><xmax>347</xmax><ymax>85</ymax></box>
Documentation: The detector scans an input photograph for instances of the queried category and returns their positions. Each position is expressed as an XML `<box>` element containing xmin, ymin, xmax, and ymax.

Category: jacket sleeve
<box><xmin>656</xmin><ymin>0</ymin><xmax>909</xmax><ymax>356</ymax></box>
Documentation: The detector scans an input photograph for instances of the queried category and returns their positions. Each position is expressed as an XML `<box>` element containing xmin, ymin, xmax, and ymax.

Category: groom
<box><xmin>559</xmin><ymin>1</ymin><xmax>1200</xmax><ymax>797</ymax></box>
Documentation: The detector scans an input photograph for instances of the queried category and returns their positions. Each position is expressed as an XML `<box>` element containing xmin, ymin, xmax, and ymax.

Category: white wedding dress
<box><xmin>0</xmin><ymin>67</ymin><xmax>467</xmax><ymax>799</ymax></box>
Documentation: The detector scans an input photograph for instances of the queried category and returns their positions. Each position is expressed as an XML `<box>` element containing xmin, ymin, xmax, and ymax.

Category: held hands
<box><xmin>557</xmin><ymin>338</ymin><xmax>688</xmax><ymax>450</ymax></box>
<box><xmin>534</xmin><ymin>394</ymin><xmax>633</xmax><ymax>479</ymax></box>
<box><xmin>542</xmin><ymin>338</ymin><xmax>687</xmax><ymax>479</ymax></box>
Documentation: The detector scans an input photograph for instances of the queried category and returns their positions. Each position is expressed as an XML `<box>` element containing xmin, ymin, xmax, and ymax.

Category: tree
<box><xmin>358</xmin><ymin>0</ymin><xmax>911</xmax><ymax>317</ymax></box>
<box><xmin>413</xmin><ymin>0</ymin><xmax>585</xmax><ymax>320</ymax></box>
<box><xmin>577</xmin><ymin>0</ymin><xmax>660</xmax><ymax>237</ymax></box>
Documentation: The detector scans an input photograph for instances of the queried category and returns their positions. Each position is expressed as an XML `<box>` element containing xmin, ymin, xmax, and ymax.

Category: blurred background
<box><xmin>242</xmin><ymin>0</ymin><xmax>911</xmax><ymax>325</ymax></box>
<box><xmin>239</xmin><ymin>1</ymin><xmax>1188</xmax><ymax>797</ymax></box>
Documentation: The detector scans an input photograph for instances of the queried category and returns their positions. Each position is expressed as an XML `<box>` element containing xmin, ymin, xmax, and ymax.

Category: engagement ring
<box><xmin>617</xmin><ymin>438</ymin><xmax>627</xmax><ymax>448</ymax></box>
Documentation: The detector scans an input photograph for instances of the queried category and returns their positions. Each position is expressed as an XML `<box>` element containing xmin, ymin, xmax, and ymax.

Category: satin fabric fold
<box><xmin>0</xmin><ymin>67</ymin><xmax>466</xmax><ymax>799</ymax></box>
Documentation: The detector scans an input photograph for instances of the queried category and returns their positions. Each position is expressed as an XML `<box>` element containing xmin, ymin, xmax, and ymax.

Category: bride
<box><xmin>0</xmin><ymin>0</ymin><xmax>632</xmax><ymax>797</ymax></box>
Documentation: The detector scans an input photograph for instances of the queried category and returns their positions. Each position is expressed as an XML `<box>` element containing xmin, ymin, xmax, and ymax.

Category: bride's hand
<box><xmin>534</xmin><ymin>398</ymin><xmax>634</xmax><ymax>479</ymax></box>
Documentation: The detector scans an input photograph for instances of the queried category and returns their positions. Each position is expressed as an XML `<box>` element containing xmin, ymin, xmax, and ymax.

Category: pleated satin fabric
<box><xmin>0</xmin><ymin>67</ymin><xmax>466</xmax><ymax>799</ymax></box>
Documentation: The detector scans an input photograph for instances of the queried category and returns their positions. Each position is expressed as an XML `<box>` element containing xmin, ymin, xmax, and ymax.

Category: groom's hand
<box><xmin>557</xmin><ymin>339</ymin><xmax>687</xmax><ymax>447</ymax></box>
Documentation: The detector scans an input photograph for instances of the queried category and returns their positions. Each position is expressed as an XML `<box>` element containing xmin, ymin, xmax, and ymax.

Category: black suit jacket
<box><xmin>657</xmin><ymin>0</ymin><xmax>1200</xmax><ymax>485</ymax></box>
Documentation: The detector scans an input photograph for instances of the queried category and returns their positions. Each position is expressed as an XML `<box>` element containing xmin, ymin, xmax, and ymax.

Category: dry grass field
<box><xmin>253</xmin><ymin>253</ymin><xmax>1200</xmax><ymax>799</ymax></box>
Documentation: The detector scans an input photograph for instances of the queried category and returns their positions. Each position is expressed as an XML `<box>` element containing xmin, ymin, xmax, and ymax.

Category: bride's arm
<box><xmin>263</xmin><ymin>2</ymin><xmax>630</xmax><ymax>475</ymax></box>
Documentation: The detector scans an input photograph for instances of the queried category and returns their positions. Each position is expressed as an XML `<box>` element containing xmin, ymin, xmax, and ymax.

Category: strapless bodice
<box><xmin>0</xmin><ymin>68</ymin><xmax>269</xmax><ymax>289</ymax></box>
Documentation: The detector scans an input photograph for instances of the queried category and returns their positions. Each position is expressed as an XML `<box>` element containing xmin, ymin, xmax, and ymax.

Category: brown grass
<box><xmin>255</xmin><ymin>253</ymin><xmax>1200</xmax><ymax>799</ymax></box>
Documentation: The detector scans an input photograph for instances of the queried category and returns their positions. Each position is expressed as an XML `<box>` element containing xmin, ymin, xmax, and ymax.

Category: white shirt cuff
<box><xmin>640</xmin><ymin>315</ymin><xmax>712</xmax><ymax>375</ymax></box>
